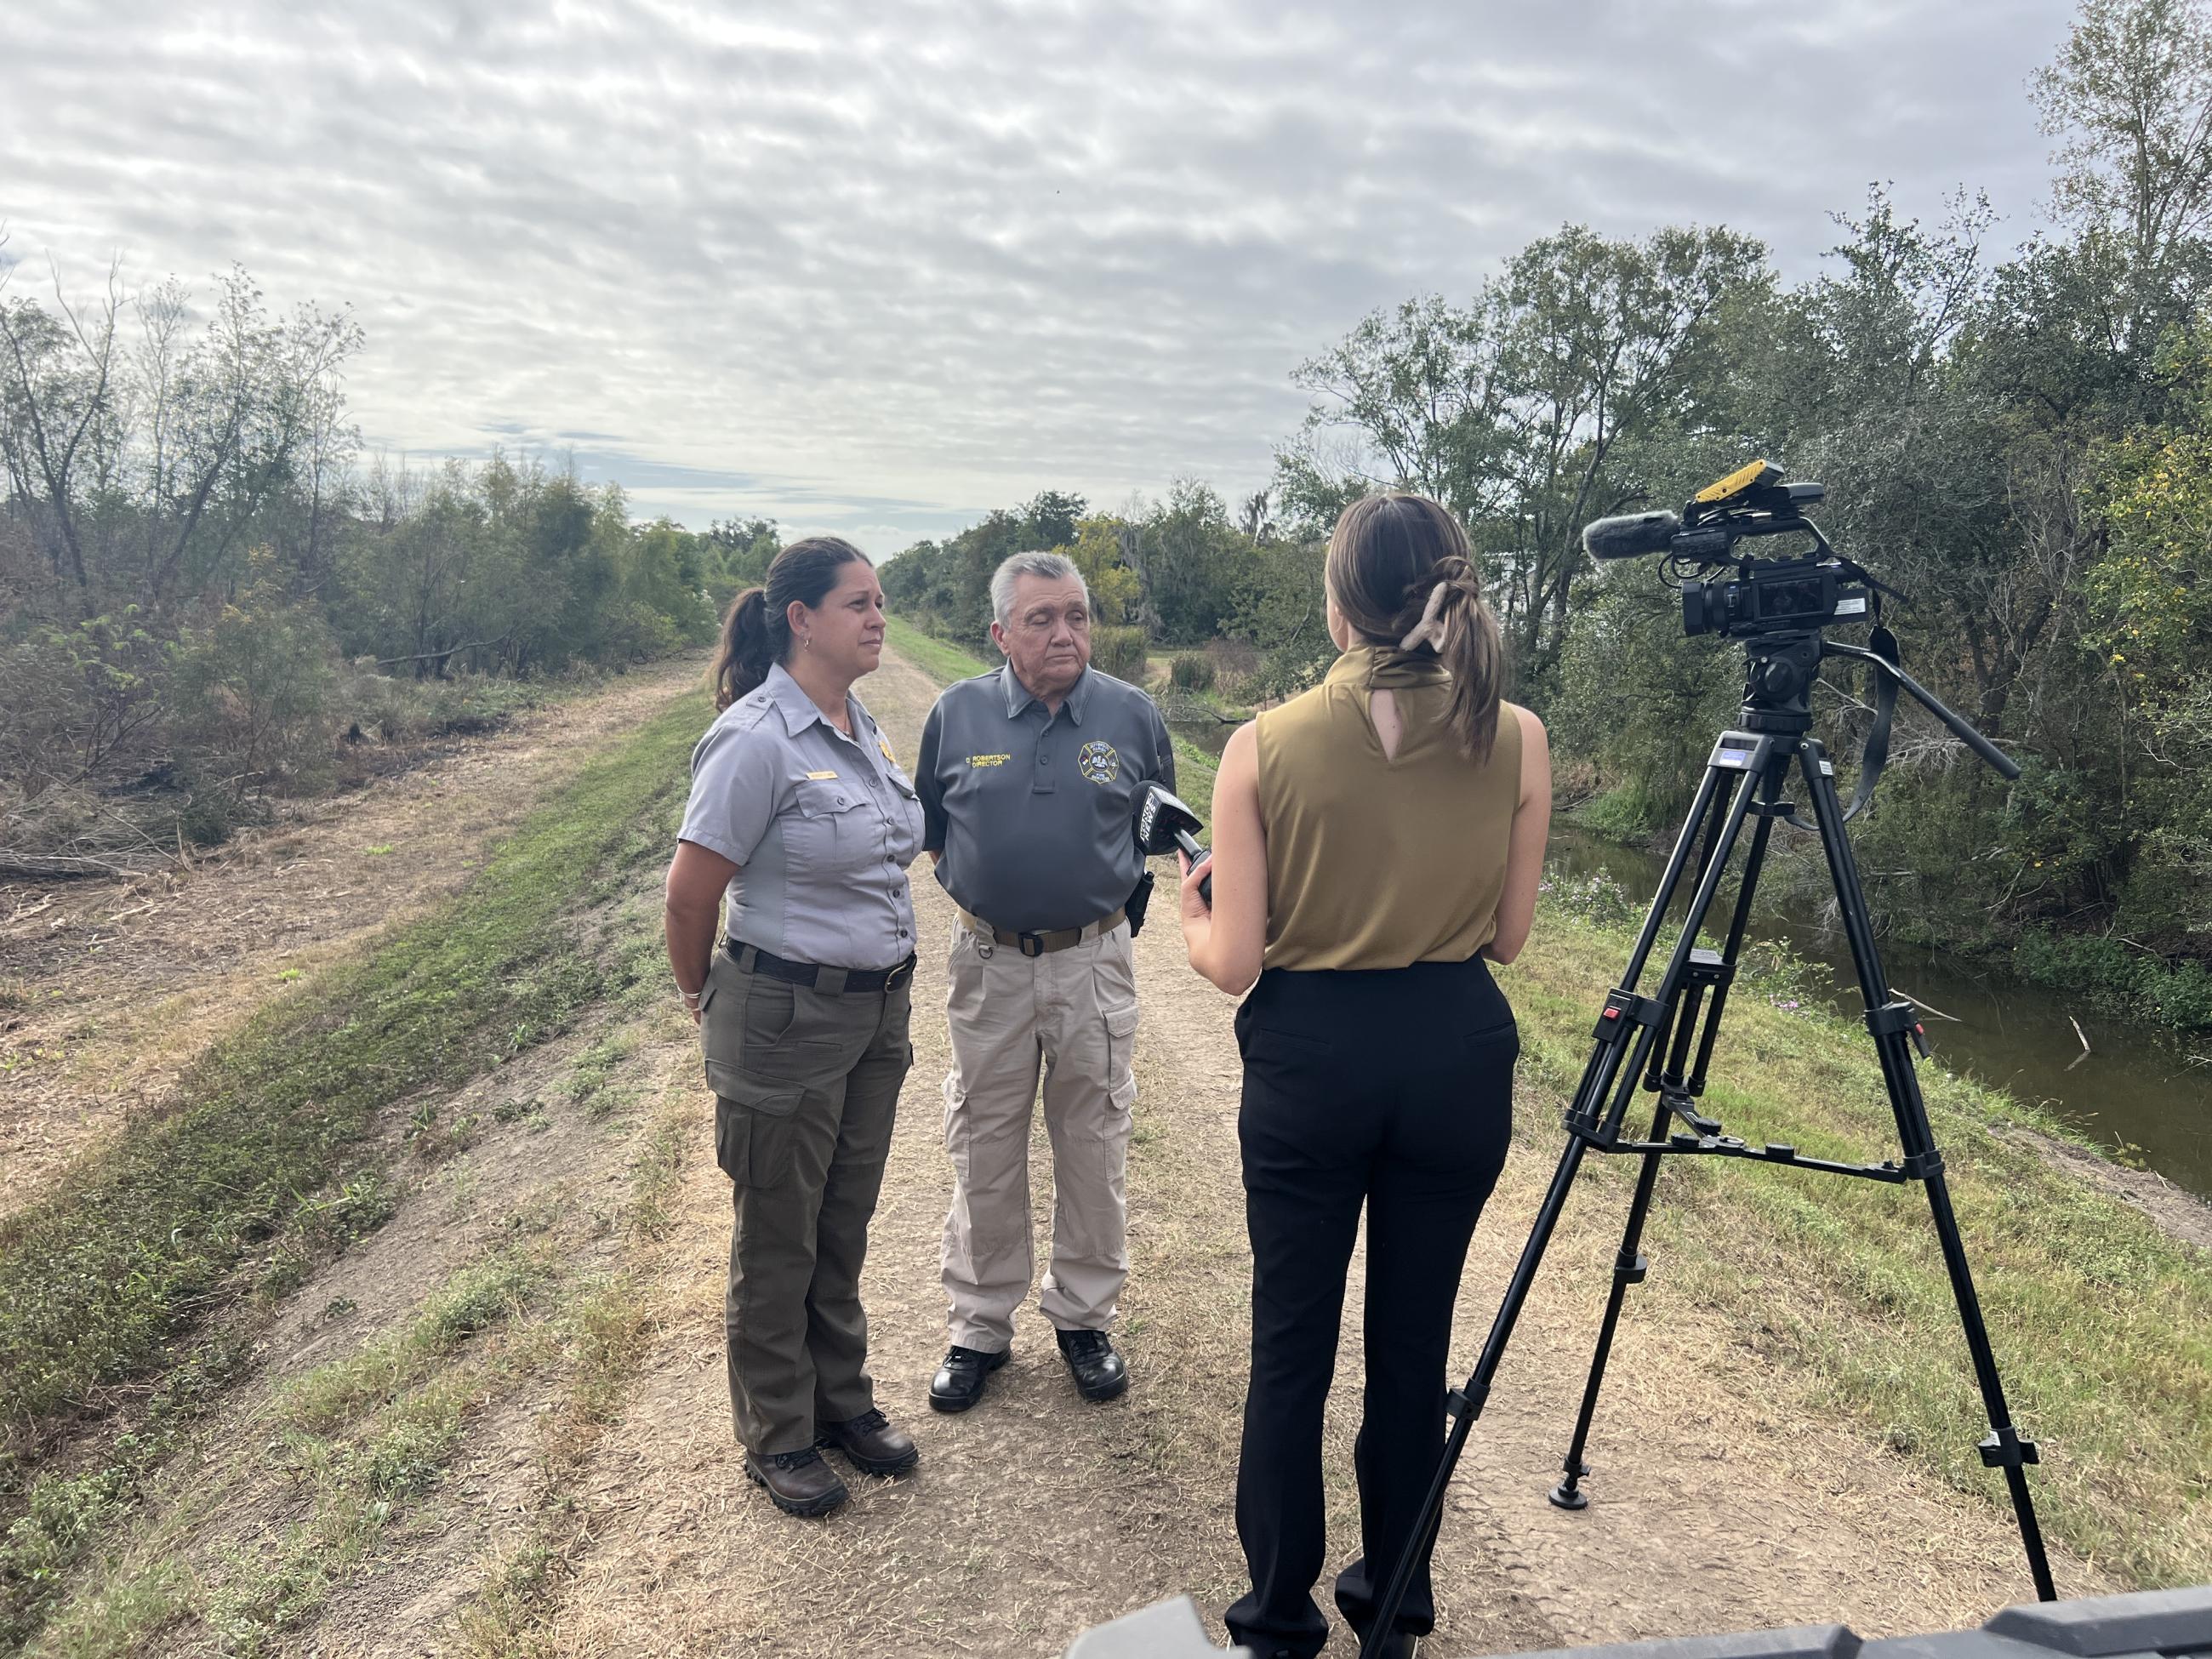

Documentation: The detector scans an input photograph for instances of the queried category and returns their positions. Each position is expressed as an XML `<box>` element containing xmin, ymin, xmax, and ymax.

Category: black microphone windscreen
<box><xmin>1582</xmin><ymin>510</ymin><xmax>1681</xmax><ymax>562</ymax></box>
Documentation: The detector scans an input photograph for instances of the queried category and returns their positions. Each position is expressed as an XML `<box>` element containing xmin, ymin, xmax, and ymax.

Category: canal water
<box><xmin>1164</xmin><ymin>714</ymin><xmax>2212</xmax><ymax>1200</ymax></box>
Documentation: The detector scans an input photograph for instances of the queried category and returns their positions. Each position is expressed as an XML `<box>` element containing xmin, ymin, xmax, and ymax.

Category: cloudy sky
<box><xmin>5</xmin><ymin>0</ymin><xmax>2078</xmax><ymax>554</ymax></box>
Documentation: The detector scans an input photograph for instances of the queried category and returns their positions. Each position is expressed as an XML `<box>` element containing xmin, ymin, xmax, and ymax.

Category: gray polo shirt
<box><xmin>916</xmin><ymin>664</ymin><xmax>1175</xmax><ymax>934</ymax></box>
<box><xmin>678</xmin><ymin>663</ymin><xmax>925</xmax><ymax>971</ymax></box>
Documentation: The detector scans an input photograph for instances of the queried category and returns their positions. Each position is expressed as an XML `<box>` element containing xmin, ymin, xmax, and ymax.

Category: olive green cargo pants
<box><xmin>698</xmin><ymin>947</ymin><xmax>913</xmax><ymax>1456</ymax></box>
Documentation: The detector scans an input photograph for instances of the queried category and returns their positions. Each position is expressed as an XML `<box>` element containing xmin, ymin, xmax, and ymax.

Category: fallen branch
<box><xmin>2067</xmin><ymin>1014</ymin><xmax>2092</xmax><ymax>1073</ymax></box>
<box><xmin>373</xmin><ymin>637</ymin><xmax>508</xmax><ymax>669</ymax></box>
<box><xmin>1892</xmin><ymin>984</ymin><xmax>1963</xmax><ymax>1023</ymax></box>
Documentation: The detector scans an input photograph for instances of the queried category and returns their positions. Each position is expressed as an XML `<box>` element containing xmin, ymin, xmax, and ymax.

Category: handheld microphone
<box><xmin>1582</xmin><ymin>510</ymin><xmax>1681</xmax><ymax>562</ymax></box>
<box><xmin>1135</xmin><ymin>784</ymin><xmax>1212</xmax><ymax>906</ymax></box>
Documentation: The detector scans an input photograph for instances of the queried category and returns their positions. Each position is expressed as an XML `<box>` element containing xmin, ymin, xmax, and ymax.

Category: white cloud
<box><xmin>3</xmin><ymin>0</ymin><xmax>2073</xmax><ymax>553</ymax></box>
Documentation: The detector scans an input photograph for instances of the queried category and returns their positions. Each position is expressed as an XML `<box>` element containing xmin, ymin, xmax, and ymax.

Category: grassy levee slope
<box><xmin>0</xmin><ymin>685</ymin><xmax>714</xmax><ymax>1462</ymax></box>
<box><xmin>887</xmin><ymin>609</ymin><xmax>2212</xmax><ymax>1591</ymax></box>
<box><xmin>1508</xmin><ymin>918</ymin><xmax>2212</xmax><ymax>1588</ymax></box>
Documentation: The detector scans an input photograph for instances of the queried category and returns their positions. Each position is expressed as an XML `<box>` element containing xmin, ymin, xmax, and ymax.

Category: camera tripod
<box><xmin>1360</xmin><ymin>629</ymin><xmax>2055</xmax><ymax>1658</ymax></box>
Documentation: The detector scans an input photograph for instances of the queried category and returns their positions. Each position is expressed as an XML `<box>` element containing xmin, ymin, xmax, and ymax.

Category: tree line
<box><xmin>885</xmin><ymin>0</ymin><xmax>2212</xmax><ymax>1029</ymax></box>
<box><xmin>0</xmin><ymin>259</ymin><xmax>785</xmax><ymax>870</ymax></box>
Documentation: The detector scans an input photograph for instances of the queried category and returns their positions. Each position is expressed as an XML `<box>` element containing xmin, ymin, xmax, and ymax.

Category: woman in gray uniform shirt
<box><xmin>664</xmin><ymin>536</ymin><xmax>926</xmax><ymax>1519</ymax></box>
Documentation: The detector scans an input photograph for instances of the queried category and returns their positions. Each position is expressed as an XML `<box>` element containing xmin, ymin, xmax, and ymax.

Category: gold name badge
<box><xmin>966</xmin><ymin>754</ymin><xmax>1012</xmax><ymax>767</ymax></box>
<box><xmin>806</xmin><ymin>769</ymin><xmax>840</xmax><ymax>780</ymax></box>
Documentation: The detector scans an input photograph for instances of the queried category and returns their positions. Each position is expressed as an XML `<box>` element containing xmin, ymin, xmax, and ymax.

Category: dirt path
<box><xmin>529</xmin><ymin>645</ymin><xmax>2100</xmax><ymax>1658</ymax></box>
<box><xmin>31</xmin><ymin>641</ymin><xmax>2104</xmax><ymax>1657</ymax></box>
<box><xmin>0</xmin><ymin>655</ymin><xmax>708</xmax><ymax>1219</ymax></box>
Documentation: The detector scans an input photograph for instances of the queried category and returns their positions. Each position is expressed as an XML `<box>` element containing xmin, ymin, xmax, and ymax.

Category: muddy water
<box><xmin>1163</xmin><ymin>713</ymin><xmax>2212</xmax><ymax>1199</ymax></box>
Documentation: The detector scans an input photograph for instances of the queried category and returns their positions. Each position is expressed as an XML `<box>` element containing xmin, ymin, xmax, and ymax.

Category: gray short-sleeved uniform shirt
<box><xmin>916</xmin><ymin>664</ymin><xmax>1175</xmax><ymax>935</ymax></box>
<box><xmin>678</xmin><ymin>663</ymin><xmax>925</xmax><ymax>972</ymax></box>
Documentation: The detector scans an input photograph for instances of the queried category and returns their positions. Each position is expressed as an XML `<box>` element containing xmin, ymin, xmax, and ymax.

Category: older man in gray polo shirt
<box><xmin>914</xmin><ymin>550</ymin><xmax>1174</xmax><ymax>1411</ymax></box>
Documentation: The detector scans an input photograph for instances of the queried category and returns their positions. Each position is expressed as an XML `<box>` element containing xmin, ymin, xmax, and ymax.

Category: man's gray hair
<box><xmin>990</xmin><ymin>550</ymin><xmax>1089</xmax><ymax>628</ymax></box>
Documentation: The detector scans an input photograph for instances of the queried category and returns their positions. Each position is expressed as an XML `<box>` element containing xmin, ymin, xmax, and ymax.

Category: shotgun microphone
<box><xmin>1582</xmin><ymin>509</ymin><xmax>1682</xmax><ymax>562</ymax></box>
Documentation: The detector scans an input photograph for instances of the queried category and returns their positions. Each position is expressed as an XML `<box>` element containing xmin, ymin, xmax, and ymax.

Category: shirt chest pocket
<box><xmin>790</xmin><ymin>784</ymin><xmax>877</xmax><ymax>872</ymax></box>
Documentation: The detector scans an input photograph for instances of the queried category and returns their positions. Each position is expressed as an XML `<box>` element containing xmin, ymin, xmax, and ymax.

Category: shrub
<box><xmin>1092</xmin><ymin>625</ymin><xmax>1148</xmax><ymax>683</ymax></box>
<box><xmin>1579</xmin><ymin>781</ymin><xmax>1664</xmax><ymax>842</ymax></box>
<box><xmin>170</xmin><ymin>557</ymin><xmax>338</xmax><ymax>804</ymax></box>
<box><xmin>1205</xmin><ymin>637</ymin><xmax>1260</xmax><ymax>698</ymax></box>
<box><xmin>1169</xmin><ymin>653</ymin><xmax>1217</xmax><ymax>693</ymax></box>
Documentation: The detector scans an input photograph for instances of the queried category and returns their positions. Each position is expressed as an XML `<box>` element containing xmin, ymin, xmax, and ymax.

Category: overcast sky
<box><xmin>4</xmin><ymin>0</ymin><xmax>2079</xmax><ymax>554</ymax></box>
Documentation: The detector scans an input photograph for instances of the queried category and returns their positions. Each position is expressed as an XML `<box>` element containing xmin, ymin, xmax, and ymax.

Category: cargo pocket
<box><xmin>1103</xmin><ymin>1000</ymin><xmax>1139</xmax><ymax>1111</ymax></box>
<box><xmin>735</xmin><ymin>975</ymin><xmax>847</xmax><ymax>1082</ymax></box>
<box><xmin>709</xmin><ymin>1061</ymin><xmax>805</xmax><ymax>1187</ymax></box>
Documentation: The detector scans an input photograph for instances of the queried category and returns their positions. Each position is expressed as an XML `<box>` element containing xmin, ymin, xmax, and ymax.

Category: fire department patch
<box><xmin>1078</xmin><ymin>741</ymin><xmax>1120</xmax><ymax>784</ymax></box>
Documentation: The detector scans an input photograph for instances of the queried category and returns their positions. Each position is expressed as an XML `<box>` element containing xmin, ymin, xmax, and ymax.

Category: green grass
<box><xmin>276</xmin><ymin>1251</ymin><xmax>555</xmax><ymax>1435</ymax></box>
<box><xmin>1502</xmin><ymin>914</ymin><xmax>2212</xmax><ymax>1588</ymax></box>
<box><xmin>1</xmin><ymin>669</ymin><xmax>715</xmax><ymax>1655</ymax></box>
<box><xmin>882</xmin><ymin>614</ymin><xmax>994</xmax><ymax>687</ymax></box>
<box><xmin>0</xmin><ymin>687</ymin><xmax>712</xmax><ymax>1451</ymax></box>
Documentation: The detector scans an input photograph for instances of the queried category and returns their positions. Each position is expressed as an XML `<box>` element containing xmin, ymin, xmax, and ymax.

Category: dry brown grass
<box><xmin>0</xmin><ymin>656</ymin><xmax>707</xmax><ymax>1221</ymax></box>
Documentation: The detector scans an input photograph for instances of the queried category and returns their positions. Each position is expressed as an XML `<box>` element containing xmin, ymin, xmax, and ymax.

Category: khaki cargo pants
<box><xmin>698</xmin><ymin>947</ymin><xmax>913</xmax><ymax>1456</ymax></box>
<box><xmin>940</xmin><ymin>915</ymin><xmax>1140</xmax><ymax>1352</ymax></box>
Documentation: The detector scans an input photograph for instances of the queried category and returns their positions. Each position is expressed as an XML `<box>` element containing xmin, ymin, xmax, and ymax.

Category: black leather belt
<box><xmin>725</xmin><ymin>938</ymin><xmax>916</xmax><ymax>993</ymax></box>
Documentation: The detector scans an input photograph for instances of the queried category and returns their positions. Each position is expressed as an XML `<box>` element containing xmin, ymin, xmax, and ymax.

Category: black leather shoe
<box><xmin>743</xmin><ymin>1445</ymin><xmax>849</xmax><ymax>1518</ymax></box>
<box><xmin>1055</xmin><ymin>1327</ymin><xmax>1129</xmax><ymax>1402</ymax></box>
<box><xmin>928</xmin><ymin>1343</ymin><xmax>1010</xmax><ymax>1412</ymax></box>
<box><xmin>817</xmin><ymin>1407</ymin><xmax>920</xmax><ymax>1476</ymax></box>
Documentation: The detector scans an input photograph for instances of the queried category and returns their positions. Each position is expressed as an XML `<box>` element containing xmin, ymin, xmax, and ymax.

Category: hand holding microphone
<box><xmin>1136</xmin><ymin>784</ymin><xmax>1213</xmax><ymax>909</ymax></box>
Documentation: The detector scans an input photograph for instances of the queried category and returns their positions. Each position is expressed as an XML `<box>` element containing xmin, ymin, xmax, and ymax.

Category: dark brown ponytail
<box><xmin>710</xmin><ymin>536</ymin><xmax>870</xmax><ymax>710</ymax></box>
<box><xmin>1325</xmin><ymin>493</ymin><xmax>1507</xmax><ymax>760</ymax></box>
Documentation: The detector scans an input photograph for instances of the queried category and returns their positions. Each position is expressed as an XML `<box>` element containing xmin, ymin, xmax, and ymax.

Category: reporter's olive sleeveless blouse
<box><xmin>1253</xmin><ymin>645</ymin><xmax>1521</xmax><ymax>972</ymax></box>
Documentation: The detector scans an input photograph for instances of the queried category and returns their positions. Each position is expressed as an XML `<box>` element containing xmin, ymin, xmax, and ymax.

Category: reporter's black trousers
<box><xmin>1225</xmin><ymin>955</ymin><xmax>1517</xmax><ymax>1658</ymax></box>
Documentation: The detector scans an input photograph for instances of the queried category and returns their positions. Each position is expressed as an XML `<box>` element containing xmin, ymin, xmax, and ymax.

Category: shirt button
<box><xmin>1038</xmin><ymin>754</ymin><xmax>1051</xmax><ymax>766</ymax></box>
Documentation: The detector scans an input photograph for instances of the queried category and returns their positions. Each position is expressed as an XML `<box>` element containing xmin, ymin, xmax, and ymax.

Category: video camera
<box><xmin>1581</xmin><ymin>460</ymin><xmax>1891</xmax><ymax>641</ymax></box>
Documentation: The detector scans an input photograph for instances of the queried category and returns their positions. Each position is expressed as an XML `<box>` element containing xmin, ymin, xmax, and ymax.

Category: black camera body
<box><xmin>1680</xmin><ymin>552</ymin><xmax>1873</xmax><ymax>640</ymax></box>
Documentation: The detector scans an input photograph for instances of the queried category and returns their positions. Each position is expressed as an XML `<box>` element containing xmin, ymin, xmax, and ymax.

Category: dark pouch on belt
<box><xmin>1125</xmin><ymin>868</ymin><xmax>1155</xmax><ymax>938</ymax></box>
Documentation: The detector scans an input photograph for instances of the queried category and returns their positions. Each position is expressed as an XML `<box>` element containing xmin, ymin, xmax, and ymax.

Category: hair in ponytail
<box><xmin>710</xmin><ymin>536</ymin><xmax>871</xmax><ymax>710</ymax></box>
<box><xmin>1324</xmin><ymin>493</ymin><xmax>1507</xmax><ymax>760</ymax></box>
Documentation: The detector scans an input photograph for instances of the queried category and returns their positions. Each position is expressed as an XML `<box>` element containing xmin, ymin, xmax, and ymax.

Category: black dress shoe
<box><xmin>1055</xmin><ymin>1327</ymin><xmax>1128</xmax><ymax>1402</ymax></box>
<box><xmin>817</xmin><ymin>1407</ymin><xmax>920</xmax><ymax>1476</ymax></box>
<box><xmin>928</xmin><ymin>1343</ymin><xmax>1010</xmax><ymax>1412</ymax></box>
<box><xmin>743</xmin><ymin>1445</ymin><xmax>849</xmax><ymax>1518</ymax></box>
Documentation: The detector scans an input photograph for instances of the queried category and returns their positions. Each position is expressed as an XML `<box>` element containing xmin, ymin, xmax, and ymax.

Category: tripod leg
<box><xmin>1798</xmin><ymin>741</ymin><xmax>2057</xmax><ymax>1602</ymax></box>
<box><xmin>1551</xmin><ymin>750</ymin><xmax>1787</xmax><ymax>1508</ymax></box>
<box><xmin>1548</xmin><ymin>1097</ymin><xmax>1668</xmax><ymax>1510</ymax></box>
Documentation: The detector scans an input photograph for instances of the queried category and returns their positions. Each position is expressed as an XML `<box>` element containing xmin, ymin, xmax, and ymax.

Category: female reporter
<box><xmin>1180</xmin><ymin>494</ymin><xmax>1550</xmax><ymax>1659</ymax></box>
<box><xmin>664</xmin><ymin>537</ymin><xmax>925</xmax><ymax>1519</ymax></box>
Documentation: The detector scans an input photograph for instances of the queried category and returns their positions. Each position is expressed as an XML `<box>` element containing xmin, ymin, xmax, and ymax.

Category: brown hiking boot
<box><xmin>743</xmin><ymin>1445</ymin><xmax>849</xmax><ymax>1518</ymax></box>
<box><xmin>817</xmin><ymin>1408</ymin><xmax>920</xmax><ymax>1477</ymax></box>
